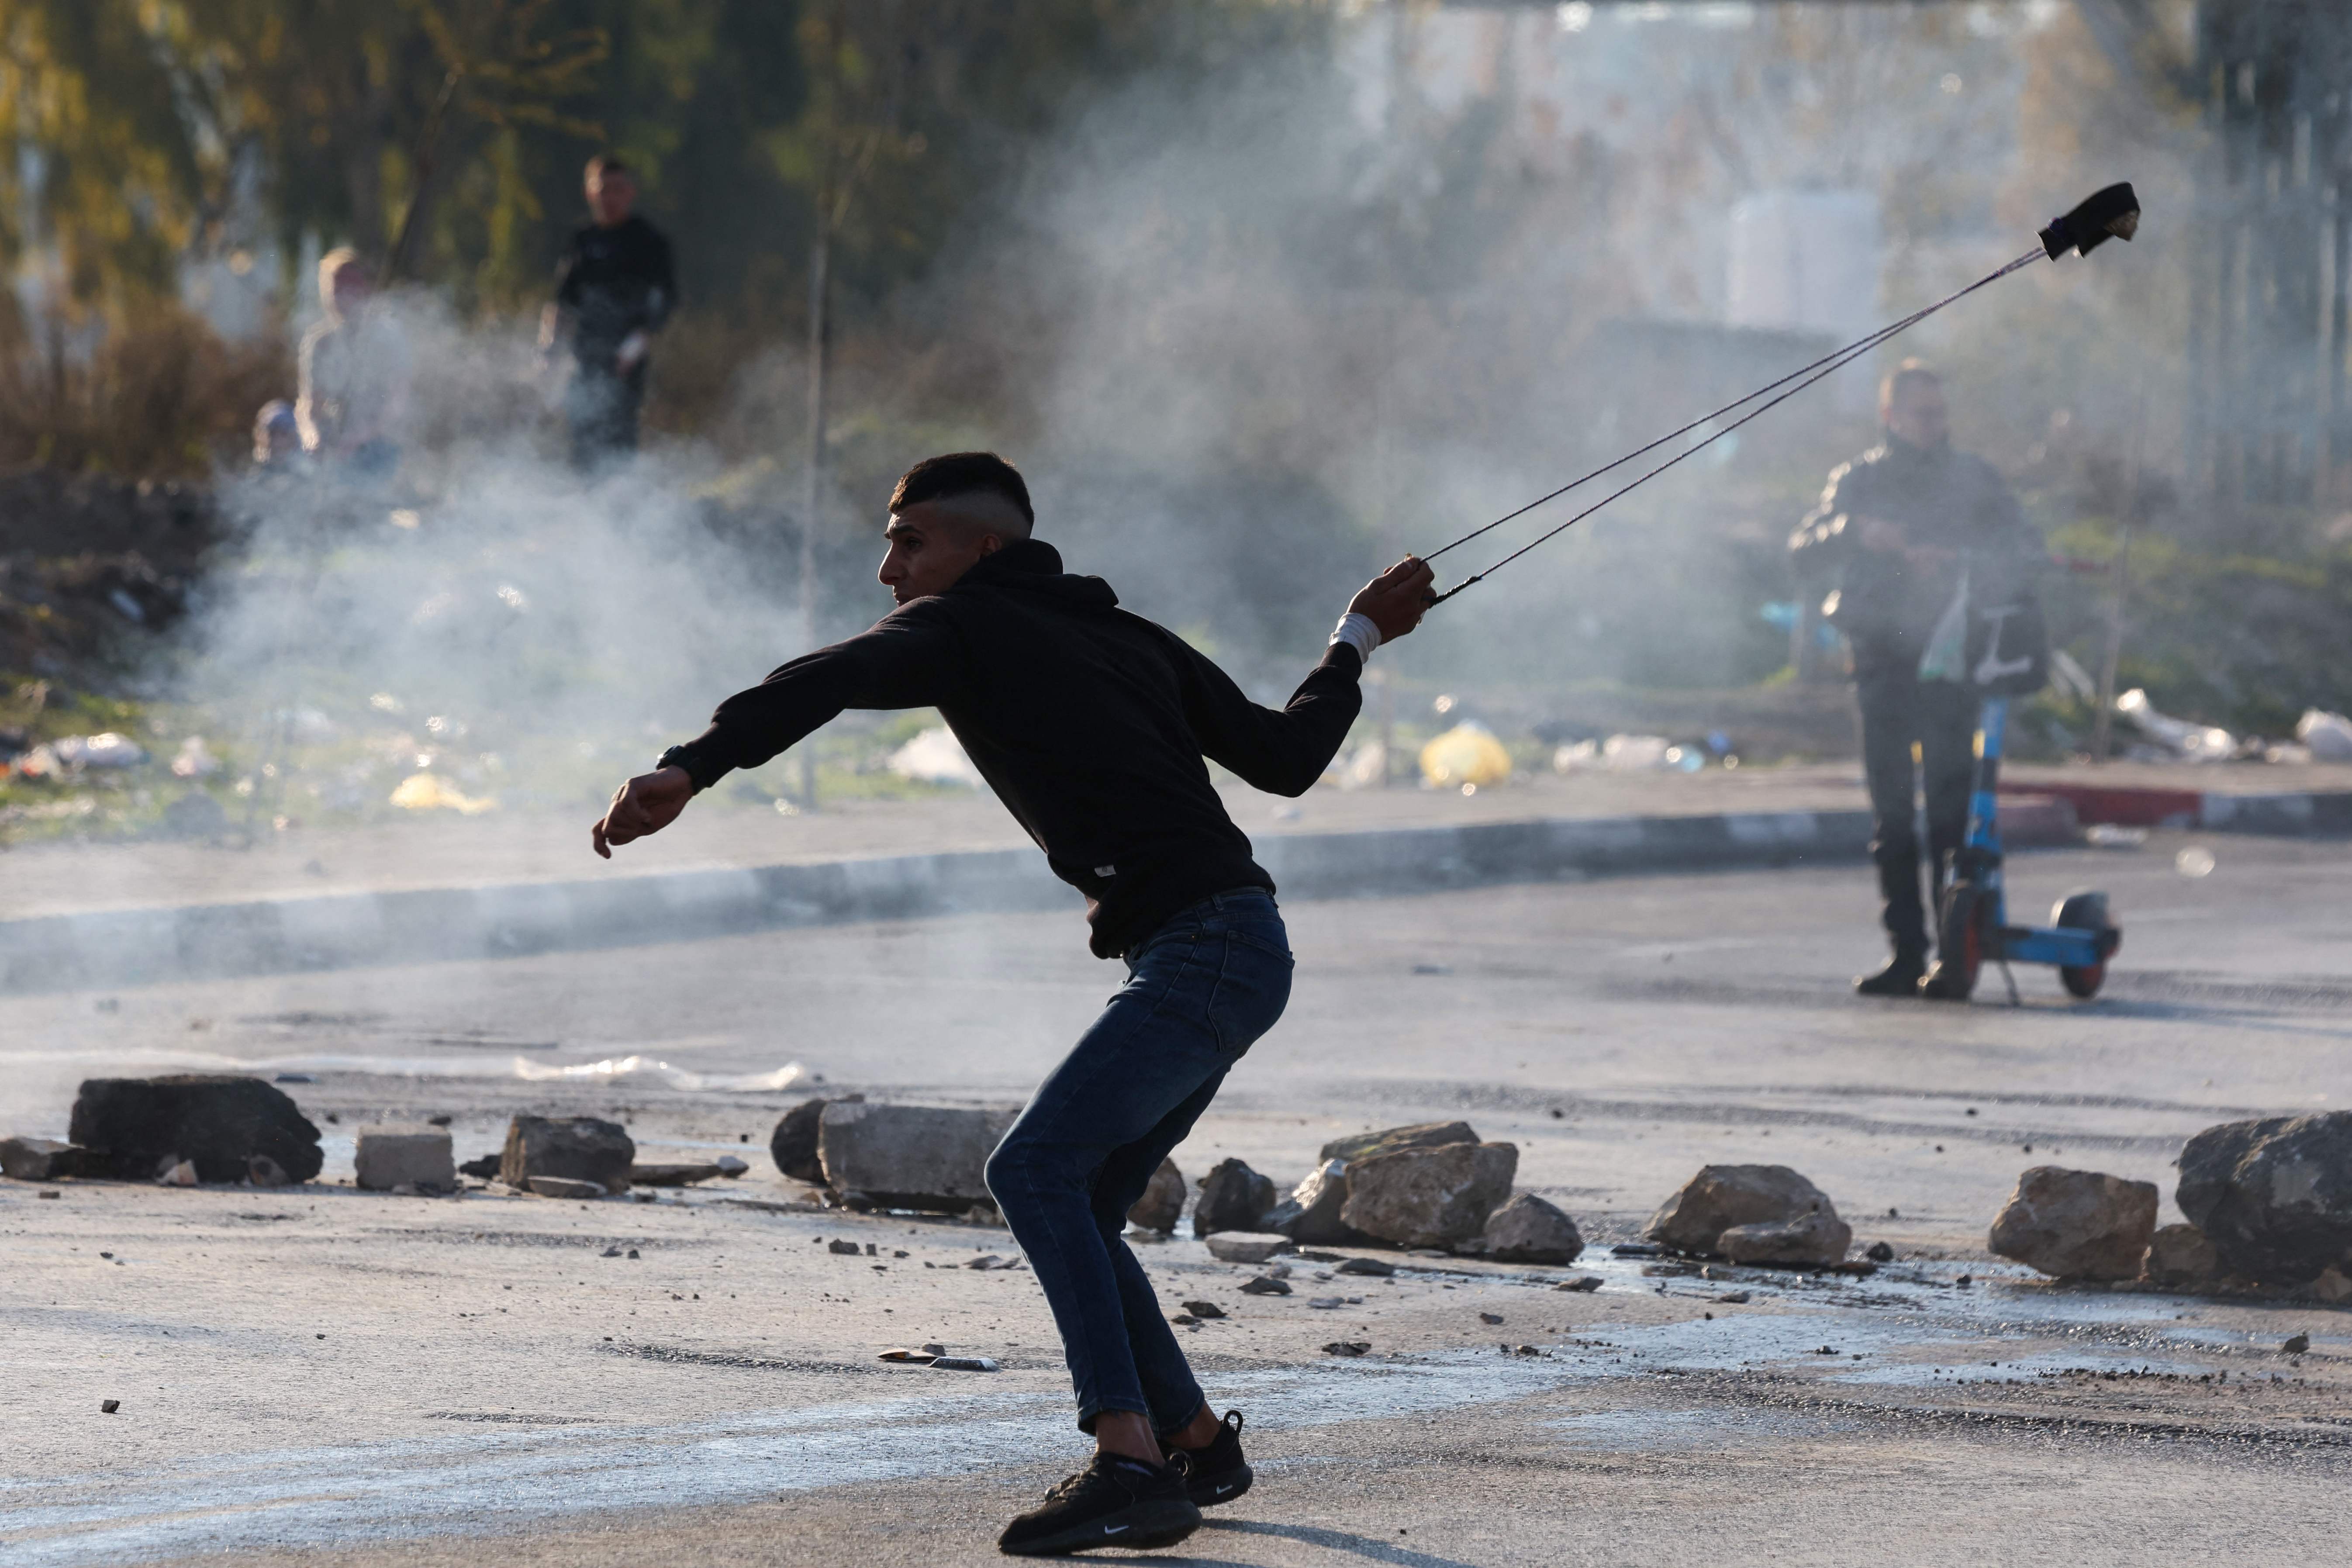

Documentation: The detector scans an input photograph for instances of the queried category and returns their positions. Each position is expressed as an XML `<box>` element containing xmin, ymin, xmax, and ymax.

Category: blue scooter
<box><xmin>1921</xmin><ymin>696</ymin><xmax>2123</xmax><ymax>1002</ymax></box>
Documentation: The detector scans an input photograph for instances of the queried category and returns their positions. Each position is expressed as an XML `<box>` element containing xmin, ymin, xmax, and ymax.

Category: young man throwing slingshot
<box><xmin>594</xmin><ymin>452</ymin><xmax>1433</xmax><ymax>1555</ymax></box>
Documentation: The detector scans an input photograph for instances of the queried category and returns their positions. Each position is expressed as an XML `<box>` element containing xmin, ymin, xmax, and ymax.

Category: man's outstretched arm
<box><xmin>592</xmin><ymin>608</ymin><xmax>966</xmax><ymax>858</ymax></box>
<box><xmin>1181</xmin><ymin>555</ymin><xmax>1434</xmax><ymax>798</ymax></box>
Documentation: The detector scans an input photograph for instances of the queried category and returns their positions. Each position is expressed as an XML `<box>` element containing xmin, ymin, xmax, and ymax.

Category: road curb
<box><xmin>0</xmin><ymin>807</ymin><xmax>1881</xmax><ymax>995</ymax></box>
<box><xmin>1999</xmin><ymin>781</ymin><xmax>2352</xmax><ymax>833</ymax></box>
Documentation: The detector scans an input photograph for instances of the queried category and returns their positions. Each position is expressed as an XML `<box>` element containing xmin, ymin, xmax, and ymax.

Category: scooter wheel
<box><xmin>2059</xmin><ymin>962</ymin><xmax>2105</xmax><ymax>999</ymax></box>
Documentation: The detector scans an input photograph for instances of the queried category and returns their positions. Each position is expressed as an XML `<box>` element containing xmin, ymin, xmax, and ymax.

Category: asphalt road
<box><xmin>4</xmin><ymin>830</ymin><xmax>2349</xmax><ymax>1565</ymax></box>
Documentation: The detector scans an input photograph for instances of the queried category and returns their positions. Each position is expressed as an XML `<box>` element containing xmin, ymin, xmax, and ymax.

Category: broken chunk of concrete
<box><xmin>457</xmin><ymin>1153</ymin><xmax>502</xmax><ymax>1180</ymax></box>
<box><xmin>1989</xmin><ymin>1166</ymin><xmax>2157</xmax><ymax>1281</ymax></box>
<box><xmin>2177</xmin><ymin>1112</ymin><xmax>2352</xmax><ymax>1285</ymax></box>
<box><xmin>2141</xmin><ymin>1223</ymin><xmax>2220</xmax><ymax>1289</ymax></box>
<box><xmin>69</xmin><ymin>1075</ymin><xmax>322</xmax><ymax>1184</ymax></box>
<box><xmin>527</xmin><ymin>1176</ymin><xmax>607</xmax><ymax>1200</ymax></box>
<box><xmin>1239</xmin><ymin>1274</ymin><xmax>1292</xmax><ymax>1295</ymax></box>
<box><xmin>1473</xmin><ymin>1192</ymin><xmax>1585</xmax><ymax>1265</ymax></box>
<box><xmin>1271</xmin><ymin>1158</ymin><xmax>1358</xmax><ymax>1245</ymax></box>
<box><xmin>1318</xmin><ymin>1121</ymin><xmax>1476</xmax><ymax>1166</ymax></box>
<box><xmin>1717</xmin><ymin>1205</ymin><xmax>1852</xmax><ymax>1267</ymax></box>
<box><xmin>1192</xmin><ymin>1158</ymin><xmax>1277</xmax><ymax>1238</ymax></box>
<box><xmin>1179</xmin><ymin>1299</ymin><xmax>1225</xmax><ymax>1319</ymax></box>
<box><xmin>1126</xmin><ymin>1157</ymin><xmax>1185</xmax><ymax>1233</ymax></box>
<box><xmin>627</xmin><ymin>1163</ymin><xmax>725</xmax><ymax>1187</ymax></box>
<box><xmin>1554</xmin><ymin>1275</ymin><xmax>1604</xmax><ymax>1292</ymax></box>
<box><xmin>1340</xmin><ymin>1140</ymin><xmax>1517</xmax><ymax>1250</ymax></box>
<box><xmin>0</xmin><ymin>1136</ymin><xmax>83</xmax><ymax>1182</ymax></box>
<box><xmin>1205</xmin><ymin>1232</ymin><xmax>1296</xmax><ymax>1265</ymax></box>
<box><xmin>500</xmin><ymin>1116</ymin><xmax>633</xmax><ymax>1195</ymax></box>
<box><xmin>769</xmin><ymin>1096</ymin><xmax>837</xmax><ymax>1183</ymax></box>
<box><xmin>355</xmin><ymin>1126</ymin><xmax>456</xmax><ymax>1193</ymax></box>
<box><xmin>1646</xmin><ymin>1165</ymin><xmax>1834</xmax><ymax>1257</ymax></box>
<box><xmin>818</xmin><ymin>1102</ymin><xmax>1015</xmax><ymax>1212</ymax></box>
<box><xmin>714</xmin><ymin>1155</ymin><xmax>749</xmax><ymax>1177</ymax></box>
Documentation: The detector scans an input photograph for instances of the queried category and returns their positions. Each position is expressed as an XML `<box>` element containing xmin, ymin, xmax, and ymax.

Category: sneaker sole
<box><xmin>1188</xmin><ymin>1462</ymin><xmax>1253</xmax><ymax>1507</ymax></box>
<box><xmin>999</xmin><ymin>1497</ymin><xmax>1202</xmax><ymax>1557</ymax></box>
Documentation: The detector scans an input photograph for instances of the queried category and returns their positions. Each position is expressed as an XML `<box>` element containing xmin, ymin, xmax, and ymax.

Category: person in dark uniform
<box><xmin>1790</xmin><ymin>361</ymin><xmax>2041</xmax><ymax>998</ymax></box>
<box><xmin>540</xmin><ymin>154</ymin><xmax>674</xmax><ymax>469</ymax></box>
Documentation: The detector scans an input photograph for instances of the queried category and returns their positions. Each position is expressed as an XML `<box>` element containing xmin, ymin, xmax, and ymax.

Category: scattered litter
<box><xmin>2176</xmin><ymin>846</ymin><xmax>2217</xmax><ymax>878</ymax></box>
<box><xmin>1555</xmin><ymin>1276</ymin><xmax>1604</xmax><ymax>1292</ymax></box>
<box><xmin>888</xmin><ymin>725</ymin><xmax>986</xmax><ymax>789</ymax></box>
<box><xmin>525</xmin><ymin>1176</ymin><xmax>604</xmax><ymax>1200</ymax></box>
<box><xmin>930</xmin><ymin>1355</ymin><xmax>998</xmax><ymax>1372</ymax></box>
<box><xmin>2084</xmin><ymin>824</ymin><xmax>2148</xmax><ymax>849</ymax></box>
<box><xmin>1510</xmin><ymin>1344</ymin><xmax>1542</xmax><ymax>1357</ymax></box>
<box><xmin>2297</xmin><ymin>709</ymin><xmax>2352</xmax><ymax>761</ymax></box>
<box><xmin>509</xmin><ymin>1056</ymin><xmax>802</xmax><ymax>1092</ymax></box>
<box><xmin>388</xmin><ymin>772</ymin><xmax>496</xmax><ymax>815</ymax></box>
<box><xmin>878</xmin><ymin>1347</ymin><xmax>939</xmax><ymax>1364</ymax></box>
<box><xmin>169</xmin><ymin>736</ymin><xmax>220</xmax><ymax>778</ymax></box>
<box><xmin>1323</xmin><ymin>1341</ymin><xmax>1371</xmax><ymax>1357</ymax></box>
<box><xmin>55</xmin><ymin>733</ymin><xmax>148</xmax><ymax>770</ymax></box>
<box><xmin>2115</xmin><ymin>689</ymin><xmax>2235</xmax><ymax>763</ymax></box>
<box><xmin>1419</xmin><ymin>722</ymin><xmax>1512</xmax><ymax>788</ymax></box>
<box><xmin>1240</xmin><ymin>1275</ymin><xmax>1292</xmax><ymax>1296</ymax></box>
<box><xmin>158</xmin><ymin>1159</ymin><xmax>197</xmax><ymax>1187</ymax></box>
<box><xmin>1179</xmin><ymin>1300</ymin><xmax>1225</xmax><ymax>1319</ymax></box>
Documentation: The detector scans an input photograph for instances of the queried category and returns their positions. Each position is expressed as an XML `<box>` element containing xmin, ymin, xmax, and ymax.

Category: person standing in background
<box><xmin>1789</xmin><ymin>362</ymin><xmax>2041</xmax><ymax>999</ymax></box>
<box><xmin>542</xmin><ymin>154</ymin><xmax>675</xmax><ymax>470</ymax></box>
<box><xmin>295</xmin><ymin>249</ymin><xmax>410</xmax><ymax>475</ymax></box>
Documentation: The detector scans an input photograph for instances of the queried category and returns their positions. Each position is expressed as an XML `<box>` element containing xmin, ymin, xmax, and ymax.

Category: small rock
<box><xmin>1319</xmin><ymin>1121</ymin><xmax>1478</xmax><ymax>1165</ymax></box>
<box><xmin>2141</xmin><ymin>1223</ymin><xmax>2220</xmax><ymax>1288</ymax></box>
<box><xmin>502</xmin><ymin>1116</ymin><xmax>634</xmax><ymax>1195</ymax></box>
<box><xmin>1865</xmin><ymin>1240</ymin><xmax>1895</xmax><ymax>1262</ymax></box>
<box><xmin>356</xmin><ymin>1126</ymin><xmax>455</xmax><ymax>1192</ymax></box>
<box><xmin>159</xmin><ymin>1158</ymin><xmax>198</xmax><ymax>1187</ymax></box>
<box><xmin>1179</xmin><ymin>1300</ymin><xmax>1225</xmax><ymax>1319</ymax></box>
<box><xmin>1717</xmin><ymin>1205</ymin><xmax>1852</xmax><ymax>1267</ymax></box>
<box><xmin>2282</xmin><ymin>1333</ymin><xmax>2309</xmax><ymax>1355</ymax></box>
<box><xmin>1647</xmin><ymin>1165</ymin><xmax>1837</xmax><ymax>1257</ymax></box>
<box><xmin>1478</xmin><ymin>1312</ymin><xmax>1503</xmax><ymax>1325</ymax></box>
<box><xmin>627</xmin><ymin>1163</ymin><xmax>725</xmax><ymax>1187</ymax></box>
<box><xmin>247</xmin><ymin>1154</ymin><xmax>292</xmax><ymax>1188</ymax></box>
<box><xmin>0</xmin><ymin>1136</ymin><xmax>83</xmax><ymax>1182</ymax></box>
<box><xmin>1713</xmin><ymin>1290</ymin><xmax>1751</xmax><ymax>1304</ymax></box>
<box><xmin>1127</xmin><ymin>1157</ymin><xmax>1186</xmax><ymax>1233</ymax></box>
<box><xmin>714</xmin><ymin>1155</ymin><xmax>748</xmax><ymax>1177</ymax></box>
<box><xmin>830</xmin><ymin>1240</ymin><xmax>864</xmax><ymax>1255</ymax></box>
<box><xmin>1239</xmin><ymin>1275</ymin><xmax>1292</xmax><ymax>1295</ymax></box>
<box><xmin>38</xmin><ymin>1190</ymin><xmax>59</xmax><ymax>1199</ymax></box>
<box><xmin>929</xmin><ymin>1355</ymin><xmax>998</xmax><ymax>1372</ymax></box>
<box><xmin>1273</xmin><ymin>1158</ymin><xmax>1358</xmax><ymax>1244</ymax></box>
<box><xmin>1335</xmin><ymin>1256</ymin><xmax>1395</xmax><ymax>1277</ymax></box>
<box><xmin>1170</xmin><ymin>1313</ymin><xmax>1201</xmax><ymax>1326</ymax></box>
<box><xmin>1988</xmin><ymin>1166</ymin><xmax>2157</xmax><ymax>1281</ymax></box>
<box><xmin>1323</xmin><ymin>1341</ymin><xmax>1371</xmax><ymax>1357</ymax></box>
<box><xmin>100</xmin><ymin>1399</ymin><xmax>120</xmax><ymax>1414</ymax></box>
<box><xmin>426</xmin><ymin>1115</ymin><xmax>452</xmax><ymax>1127</ymax></box>
<box><xmin>526</xmin><ymin>1176</ymin><xmax>606</xmax><ymax>1200</ymax></box>
<box><xmin>1205</xmin><ymin>1232</ymin><xmax>1296</xmax><ymax>1264</ymax></box>
<box><xmin>601</xmin><ymin>1246</ymin><xmax>624</xmax><ymax>1258</ymax></box>
<box><xmin>1341</xmin><ymin>1141</ymin><xmax>1518</xmax><ymax>1249</ymax></box>
<box><xmin>457</xmin><ymin>1153</ymin><xmax>502</xmax><ymax>1179</ymax></box>
<box><xmin>1475</xmin><ymin>1192</ymin><xmax>1584</xmax><ymax>1264</ymax></box>
<box><xmin>1308</xmin><ymin>1297</ymin><xmax>1345</xmax><ymax>1309</ymax></box>
<box><xmin>1554</xmin><ymin>1276</ymin><xmax>1604</xmax><ymax>1293</ymax></box>
<box><xmin>1193</xmin><ymin>1158</ymin><xmax>1278</xmax><ymax>1238</ymax></box>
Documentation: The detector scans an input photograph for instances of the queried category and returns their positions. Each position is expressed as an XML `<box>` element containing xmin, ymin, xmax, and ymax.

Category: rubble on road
<box><xmin>2141</xmin><ymin>1223</ymin><xmax>2220</xmax><ymax>1289</ymax></box>
<box><xmin>1340</xmin><ymin>1140</ymin><xmax>1517</xmax><ymax>1249</ymax></box>
<box><xmin>0</xmin><ymin>1136</ymin><xmax>83</xmax><ymax>1182</ymax></box>
<box><xmin>1647</xmin><ymin>1164</ymin><xmax>1839</xmax><ymax>1258</ymax></box>
<box><xmin>627</xmin><ymin>1163</ymin><xmax>725</xmax><ymax>1187</ymax></box>
<box><xmin>69</xmin><ymin>1075</ymin><xmax>323</xmax><ymax>1184</ymax></box>
<box><xmin>1126</xmin><ymin>1157</ymin><xmax>1185</xmax><ymax>1233</ymax></box>
<box><xmin>1319</xmin><ymin>1121</ymin><xmax>1476</xmax><ymax>1166</ymax></box>
<box><xmin>1193</xmin><ymin>1157</ymin><xmax>1277</xmax><ymax>1238</ymax></box>
<box><xmin>501</xmin><ymin>1116</ymin><xmax>633</xmax><ymax>1195</ymax></box>
<box><xmin>1469</xmin><ymin>1192</ymin><xmax>1585</xmax><ymax>1264</ymax></box>
<box><xmin>2176</xmin><ymin>1112</ymin><xmax>2352</xmax><ymax>1286</ymax></box>
<box><xmin>1179</xmin><ymin>1300</ymin><xmax>1225</xmax><ymax>1319</ymax></box>
<box><xmin>526</xmin><ymin>1176</ymin><xmax>606</xmax><ymax>1199</ymax></box>
<box><xmin>355</xmin><ymin>1126</ymin><xmax>456</xmax><ymax>1193</ymax></box>
<box><xmin>1239</xmin><ymin>1274</ymin><xmax>1292</xmax><ymax>1295</ymax></box>
<box><xmin>770</xmin><ymin>1095</ymin><xmax>860</xmax><ymax>1184</ymax></box>
<box><xmin>817</xmin><ymin>1102</ymin><xmax>1015</xmax><ymax>1212</ymax></box>
<box><xmin>1267</xmin><ymin>1158</ymin><xmax>1357</xmax><ymax>1244</ymax></box>
<box><xmin>929</xmin><ymin>1356</ymin><xmax>998</xmax><ymax>1372</ymax></box>
<box><xmin>456</xmin><ymin>1153</ymin><xmax>502</xmax><ymax>1180</ymax></box>
<box><xmin>714</xmin><ymin>1155</ymin><xmax>749</xmax><ymax>1178</ymax></box>
<box><xmin>1555</xmin><ymin>1276</ymin><xmax>1604</xmax><ymax>1292</ymax></box>
<box><xmin>1989</xmin><ymin>1166</ymin><xmax>2158</xmax><ymax>1281</ymax></box>
<box><xmin>1205</xmin><ymin>1232</ymin><xmax>1295</xmax><ymax>1264</ymax></box>
<box><xmin>1717</xmin><ymin>1205</ymin><xmax>1852</xmax><ymax>1266</ymax></box>
<box><xmin>1322</xmin><ymin>1340</ymin><xmax>1371</xmax><ymax>1357</ymax></box>
<box><xmin>1335</xmin><ymin>1256</ymin><xmax>1395</xmax><ymax>1277</ymax></box>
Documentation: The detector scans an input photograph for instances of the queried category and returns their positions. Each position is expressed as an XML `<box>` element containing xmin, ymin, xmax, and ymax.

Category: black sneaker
<box><xmin>1166</xmin><ymin>1409</ymin><xmax>1252</xmax><ymax>1507</ymax></box>
<box><xmin>997</xmin><ymin>1452</ymin><xmax>1202</xmax><ymax>1557</ymax></box>
<box><xmin>1854</xmin><ymin>951</ymin><xmax>1927</xmax><ymax>997</ymax></box>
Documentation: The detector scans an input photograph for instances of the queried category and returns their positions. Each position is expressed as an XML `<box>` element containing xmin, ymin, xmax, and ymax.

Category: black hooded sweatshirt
<box><xmin>662</xmin><ymin>539</ymin><xmax>1365</xmax><ymax>958</ymax></box>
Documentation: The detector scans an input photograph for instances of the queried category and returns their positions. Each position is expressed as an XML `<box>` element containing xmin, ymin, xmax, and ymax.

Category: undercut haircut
<box><xmin>890</xmin><ymin>451</ymin><xmax>1035</xmax><ymax>536</ymax></box>
<box><xmin>1881</xmin><ymin>358</ymin><xmax>1941</xmax><ymax>407</ymax></box>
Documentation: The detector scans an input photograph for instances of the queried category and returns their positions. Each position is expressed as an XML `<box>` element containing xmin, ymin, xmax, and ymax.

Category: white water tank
<box><xmin>1726</xmin><ymin>189</ymin><xmax>1881</xmax><ymax>339</ymax></box>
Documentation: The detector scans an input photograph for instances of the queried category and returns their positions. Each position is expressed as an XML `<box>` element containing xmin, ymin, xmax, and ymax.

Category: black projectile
<box><xmin>2040</xmin><ymin>183</ymin><xmax>2140</xmax><ymax>260</ymax></box>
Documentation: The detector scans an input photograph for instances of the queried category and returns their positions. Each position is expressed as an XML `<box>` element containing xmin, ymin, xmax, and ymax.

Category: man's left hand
<box><xmin>593</xmin><ymin>765</ymin><xmax>695</xmax><ymax>858</ymax></box>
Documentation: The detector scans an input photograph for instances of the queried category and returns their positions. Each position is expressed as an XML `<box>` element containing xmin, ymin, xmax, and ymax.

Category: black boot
<box><xmin>1854</xmin><ymin>950</ymin><xmax>1927</xmax><ymax>997</ymax></box>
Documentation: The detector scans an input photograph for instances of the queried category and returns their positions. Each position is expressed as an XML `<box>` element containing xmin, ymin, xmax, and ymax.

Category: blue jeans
<box><xmin>985</xmin><ymin>888</ymin><xmax>1294</xmax><ymax>1432</ymax></box>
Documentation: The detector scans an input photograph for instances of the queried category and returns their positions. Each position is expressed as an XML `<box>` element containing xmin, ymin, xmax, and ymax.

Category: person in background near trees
<box><xmin>251</xmin><ymin>401</ymin><xmax>302</xmax><ymax>470</ymax></box>
<box><xmin>1789</xmin><ymin>361</ymin><xmax>2040</xmax><ymax>999</ymax></box>
<box><xmin>295</xmin><ymin>249</ymin><xmax>410</xmax><ymax>475</ymax></box>
<box><xmin>591</xmin><ymin>452</ymin><xmax>1436</xmax><ymax>1557</ymax></box>
<box><xmin>541</xmin><ymin>153</ymin><xmax>674</xmax><ymax>470</ymax></box>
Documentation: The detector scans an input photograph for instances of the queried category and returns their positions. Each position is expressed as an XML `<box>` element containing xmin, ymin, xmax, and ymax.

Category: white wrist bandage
<box><xmin>1329</xmin><ymin>611</ymin><xmax>1382</xmax><ymax>663</ymax></box>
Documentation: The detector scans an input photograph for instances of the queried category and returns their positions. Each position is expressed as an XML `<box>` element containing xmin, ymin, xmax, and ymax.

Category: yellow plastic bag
<box><xmin>388</xmin><ymin>772</ymin><xmax>496</xmax><ymax>815</ymax></box>
<box><xmin>1419</xmin><ymin>722</ymin><xmax>1512</xmax><ymax>788</ymax></box>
